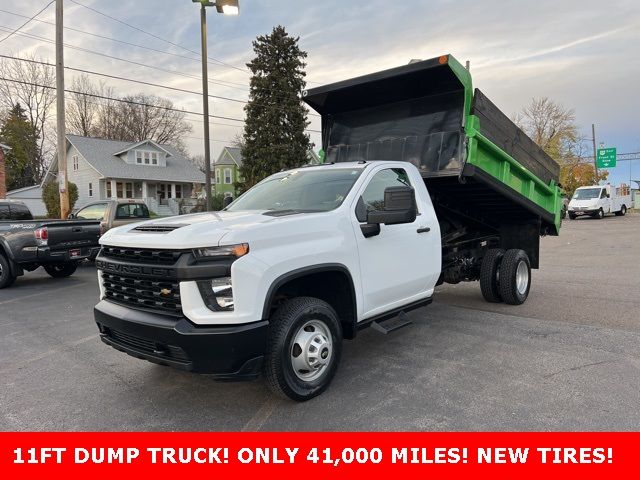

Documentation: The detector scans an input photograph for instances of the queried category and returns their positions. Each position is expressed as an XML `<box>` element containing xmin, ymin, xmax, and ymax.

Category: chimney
<box><xmin>0</xmin><ymin>143</ymin><xmax>9</xmax><ymax>199</ymax></box>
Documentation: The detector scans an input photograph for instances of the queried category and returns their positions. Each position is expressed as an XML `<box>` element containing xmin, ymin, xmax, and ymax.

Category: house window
<box><xmin>215</xmin><ymin>169</ymin><xmax>220</xmax><ymax>184</ymax></box>
<box><xmin>224</xmin><ymin>168</ymin><xmax>232</xmax><ymax>184</ymax></box>
<box><xmin>125</xmin><ymin>182</ymin><xmax>133</xmax><ymax>199</ymax></box>
<box><xmin>135</xmin><ymin>150</ymin><xmax>160</xmax><ymax>165</ymax></box>
<box><xmin>136</xmin><ymin>151</ymin><xmax>143</xmax><ymax>164</ymax></box>
<box><xmin>175</xmin><ymin>184</ymin><xmax>182</xmax><ymax>199</ymax></box>
<box><xmin>72</xmin><ymin>155</ymin><xmax>79</xmax><ymax>171</ymax></box>
<box><xmin>151</xmin><ymin>152</ymin><xmax>158</xmax><ymax>165</ymax></box>
<box><xmin>88</xmin><ymin>183</ymin><xmax>93</xmax><ymax>197</ymax></box>
<box><xmin>106</xmin><ymin>182</ymin><xmax>112</xmax><ymax>198</ymax></box>
<box><xmin>116</xmin><ymin>182</ymin><xmax>123</xmax><ymax>198</ymax></box>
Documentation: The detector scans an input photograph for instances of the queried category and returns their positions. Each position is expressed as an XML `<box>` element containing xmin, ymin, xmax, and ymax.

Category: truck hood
<box><xmin>99</xmin><ymin>210</ymin><xmax>280</xmax><ymax>249</ymax></box>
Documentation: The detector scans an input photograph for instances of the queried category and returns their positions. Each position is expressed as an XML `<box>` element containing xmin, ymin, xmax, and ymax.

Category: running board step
<box><xmin>371</xmin><ymin>311</ymin><xmax>412</xmax><ymax>334</ymax></box>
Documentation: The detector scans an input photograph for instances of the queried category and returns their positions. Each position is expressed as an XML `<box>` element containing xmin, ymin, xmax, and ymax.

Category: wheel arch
<box><xmin>262</xmin><ymin>264</ymin><xmax>359</xmax><ymax>339</ymax></box>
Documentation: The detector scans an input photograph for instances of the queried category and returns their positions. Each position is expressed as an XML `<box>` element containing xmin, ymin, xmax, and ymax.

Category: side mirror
<box><xmin>68</xmin><ymin>213</ymin><xmax>76</xmax><ymax>219</ymax></box>
<box><xmin>222</xmin><ymin>196</ymin><xmax>234</xmax><ymax>208</ymax></box>
<box><xmin>360</xmin><ymin>186</ymin><xmax>416</xmax><ymax>237</ymax></box>
<box><xmin>367</xmin><ymin>186</ymin><xmax>417</xmax><ymax>225</ymax></box>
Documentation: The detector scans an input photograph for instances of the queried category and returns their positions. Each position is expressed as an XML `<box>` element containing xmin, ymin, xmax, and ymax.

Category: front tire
<box><xmin>263</xmin><ymin>297</ymin><xmax>342</xmax><ymax>401</ymax></box>
<box><xmin>0</xmin><ymin>253</ymin><xmax>17</xmax><ymax>289</ymax></box>
<box><xmin>568</xmin><ymin>213</ymin><xmax>576</xmax><ymax>220</ymax></box>
<box><xmin>498</xmin><ymin>249</ymin><xmax>531</xmax><ymax>305</ymax></box>
<box><xmin>593</xmin><ymin>208</ymin><xmax>604</xmax><ymax>219</ymax></box>
<box><xmin>43</xmin><ymin>262</ymin><xmax>78</xmax><ymax>278</ymax></box>
<box><xmin>480</xmin><ymin>248</ymin><xmax>504</xmax><ymax>303</ymax></box>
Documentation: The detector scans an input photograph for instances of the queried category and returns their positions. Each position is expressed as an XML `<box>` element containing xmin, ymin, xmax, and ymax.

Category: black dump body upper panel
<box><xmin>471</xmin><ymin>89</ymin><xmax>560</xmax><ymax>185</ymax></box>
<box><xmin>303</xmin><ymin>57</ymin><xmax>466</xmax><ymax>176</ymax></box>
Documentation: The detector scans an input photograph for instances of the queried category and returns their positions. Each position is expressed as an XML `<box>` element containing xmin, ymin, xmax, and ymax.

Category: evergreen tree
<box><xmin>239</xmin><ymin>26</ymin><xmax>311</xmax><ymax>191</ymax></box>
<box><xmin>0</xmin><ymin>103</ymin><xmax>39</xmax><ymax>191</ymax></box>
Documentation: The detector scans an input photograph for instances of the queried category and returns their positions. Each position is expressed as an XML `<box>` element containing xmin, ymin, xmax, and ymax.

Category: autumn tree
<box><xmin>0</xmin><ymin>103</ymin><xmax>39</xmax><ymax>190</ymax></box>
<box><xmin>516</xmin><ymin>97</ymin><xmax>607</xmax><ymax>195</ymax></box>
<box><xmin>240</xmin><ymin>26</ymin><xmax>311</xmax><ymax>191</ymax></box>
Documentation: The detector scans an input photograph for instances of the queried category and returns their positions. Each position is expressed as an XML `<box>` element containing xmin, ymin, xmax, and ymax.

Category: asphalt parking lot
<box><xmin>1</xmin><ymin>214</ymin><xmax>639</xmax><ymax>431</ymax></box>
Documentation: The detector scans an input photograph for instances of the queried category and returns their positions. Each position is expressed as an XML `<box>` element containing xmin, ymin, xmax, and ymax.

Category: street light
<box><xmin>192</xmin><ymin>0</ymin><xmax>239</xmax><ymax>211</ymax></box>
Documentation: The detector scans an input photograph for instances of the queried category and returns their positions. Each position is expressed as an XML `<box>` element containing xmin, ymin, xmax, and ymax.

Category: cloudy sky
<box><xmin>1</xmin><ymin>0</ymin><xmax>639</xmax><ymax>184</ymax></box>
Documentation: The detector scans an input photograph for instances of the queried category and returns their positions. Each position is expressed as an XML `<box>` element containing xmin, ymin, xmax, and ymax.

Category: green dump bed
<box><xmin>303</xmin><ymin>55</ymin><xmax>562</xmax><ymax>236</ymax></box>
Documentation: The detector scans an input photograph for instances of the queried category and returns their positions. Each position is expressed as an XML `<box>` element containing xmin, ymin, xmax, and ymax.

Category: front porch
<box><xmin>100</xmin><ymin>179</ymin><xmax>201</xmax><ymax>215</ymax></box>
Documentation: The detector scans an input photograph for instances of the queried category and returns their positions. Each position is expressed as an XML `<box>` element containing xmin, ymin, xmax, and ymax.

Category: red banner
<box><xmin>0</xmin><ymin>432</ymin><xmax>635</xmax><ymax>479</ymax></box>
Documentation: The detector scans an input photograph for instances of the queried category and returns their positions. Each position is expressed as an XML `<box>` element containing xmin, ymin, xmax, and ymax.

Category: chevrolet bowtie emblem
<box><xmin>160</xmin><ymin>288</ymin><xmax>171</xmax><ymax>296</ymax></box>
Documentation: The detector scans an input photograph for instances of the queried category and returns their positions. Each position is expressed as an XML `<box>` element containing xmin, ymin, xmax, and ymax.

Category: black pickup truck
<box><xmin>0</xmin><ymin>200</ymin><xmax>101</xmax><ymax>288</ymax></box>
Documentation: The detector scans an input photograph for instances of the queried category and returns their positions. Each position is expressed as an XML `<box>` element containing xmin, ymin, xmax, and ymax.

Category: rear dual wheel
<box><xmin>480</xmin><ymin>248</ymin><xmax>531</xmax><ymax>305</ymax></box>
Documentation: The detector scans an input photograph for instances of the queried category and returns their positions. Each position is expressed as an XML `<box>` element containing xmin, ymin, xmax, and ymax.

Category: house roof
<box><xmin>112</xmin><ymin>139</ymin><xmax>173</xmax><ymax>157</ymax></box>
<box><xmin>215</xmin><ymin>146</ymin><xmax>243</xmax><ymax>167</ymax></box>
<box><xmin>214</xmin><ymin>146</ymin><xmax>323</xmax><ymax>167</ymax></box>
<box><xmin>7</xmin><ymin>185</ymin><xmax>41</xmax><ymax>195</ymax></box>
<box><xmin>50</xmin><ymin>135</ymin><xmax>205</xmax><ymax>183</ymax></box>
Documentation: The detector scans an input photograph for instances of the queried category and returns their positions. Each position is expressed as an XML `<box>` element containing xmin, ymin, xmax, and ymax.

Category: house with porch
<box><xmin>44</xmin><ymin>135</ymin><xmax>205</xmax><ymax>216</ymax></box>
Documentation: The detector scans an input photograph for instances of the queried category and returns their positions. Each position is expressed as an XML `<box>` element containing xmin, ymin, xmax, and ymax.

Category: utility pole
<box><xmin>56</xmin><ymin>0</ymin><xmax>69</xmax><ymax>218</ymax></box>
<box><xmin>200</xmin><ymin>3</ymin><xmax>212</xmax><ymax>211</ymax></box>
<box><xmin>591</xmin><ymin>123</ymin><xmax>599</xmax><ymax>181</ymax></box>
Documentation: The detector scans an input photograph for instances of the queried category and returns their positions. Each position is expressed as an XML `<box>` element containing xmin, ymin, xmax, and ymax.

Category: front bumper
<box><xmin>94</xmin><ymin>300</ymin><xmax>267</xmax><ymax>379</ymax></box>
<box><xmin>569</xmin><ymin>209</ymin><xmax>598</xmax><ymax>216</ymax></box>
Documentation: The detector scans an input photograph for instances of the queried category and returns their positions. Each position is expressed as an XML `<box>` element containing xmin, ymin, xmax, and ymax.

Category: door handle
<box><xmin>417</xmin><ymin>226</ymin><xmax>431</xmax><ymax>233</ymax></box>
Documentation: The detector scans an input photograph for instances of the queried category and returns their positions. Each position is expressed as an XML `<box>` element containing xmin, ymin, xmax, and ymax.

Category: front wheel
<box><xmin>593</xmin><ymin>208</ymin><xmax>604</xmax><ymax>219</ymax></box>
<box><xmin>0</xmin><ymin>253</ymin><xmax>17</xmax><ymax>289</ymax></box>
<box><xmin>43</xmin><ymin>262</ymin><xmax>78</xmax><ymax>278</ymax></box>
<box><xmin>263</xmin><ymin>297</ymin><xmax>342</xmax><ymax>401</ymax></box>
<box><xmin>498</xmin><ymin>249</ymin><xmax>531</xmax><ymax>305</ymax></box>
<box><xmin>568</xmin><ymin>213</ymin><xmax>576</xmax><ymax>220</ymax></box>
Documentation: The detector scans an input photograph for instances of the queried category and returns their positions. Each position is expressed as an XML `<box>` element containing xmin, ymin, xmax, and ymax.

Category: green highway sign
<box><xmin>596</xmin><ymin>147</ymin><xmax>617</xmax><ymax>168</ymax></box>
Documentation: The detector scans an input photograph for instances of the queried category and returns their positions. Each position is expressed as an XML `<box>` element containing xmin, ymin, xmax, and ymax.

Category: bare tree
<box><xmin>0</xmin><ymin>52</ymin><xmax>55</xmax><ymax>180</ymax></box>
<box><xmin>514</xmin><ymin>97</ymin><xmax>578</xmax><ymax>162</ymax></box>
<box><xmin>66</xmin><ymin>74</ymin><xmax>100</xmax><ymax>137</ymax></box>
<box><xmin>111</xmin><ymin>94</ymin><xmax>192</xmax><ymax>152</ymax></box>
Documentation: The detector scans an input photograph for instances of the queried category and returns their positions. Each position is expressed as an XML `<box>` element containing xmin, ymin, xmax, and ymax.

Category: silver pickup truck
<box><xmin>70</xmin><ymin>199</ymin><xmax>151</xmax><ymax>234</ymax></box>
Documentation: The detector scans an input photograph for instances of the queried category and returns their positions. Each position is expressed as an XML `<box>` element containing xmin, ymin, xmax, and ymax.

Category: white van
<box><xmin>568</xmin><ymin>184</ymin><xmax>631</xmax><ymax>219</ymax></box>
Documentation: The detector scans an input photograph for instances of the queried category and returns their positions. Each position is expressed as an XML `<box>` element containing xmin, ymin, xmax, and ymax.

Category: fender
<box><xmin>261</xmin><ymin>263</ymin><xmax>359</xmax><ymax>338</ymax></box>
<box><xmin>0</xmin><ymin>238</ymin><xmax>23</xmax><ymax>277</ymax></box>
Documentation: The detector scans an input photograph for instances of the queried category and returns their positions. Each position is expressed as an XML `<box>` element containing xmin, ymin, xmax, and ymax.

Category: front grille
<box><xmin>102</xmin><ymin>272</ymin><xmax>182</xmax><ymax>316</ymax></box>
<box><xmin>104</xmin><ymin>327</ymin><xmax>189</xmax><ymax>363</ymax></box>
<box><xmin>101</xmin><ymin>246</ymin><xmax>183</xmax><ymax>265</ymax></box>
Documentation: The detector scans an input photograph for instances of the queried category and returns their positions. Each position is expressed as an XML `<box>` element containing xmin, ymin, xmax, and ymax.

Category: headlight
<box><xmin>197</xmin><ymin>277</ymin><xmax>234</xmax><ymax>311</ymax></box>
<box><xmin>192</xmin><ymin>243</ymin><xmax>249</xmax><ymax>261</ymax></box>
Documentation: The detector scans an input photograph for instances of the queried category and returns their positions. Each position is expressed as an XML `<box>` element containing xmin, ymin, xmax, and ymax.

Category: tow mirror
<box><xmin>360</xmin><ymin>186</ymin><xmax>417</xmax><ymax>237</ymax></box>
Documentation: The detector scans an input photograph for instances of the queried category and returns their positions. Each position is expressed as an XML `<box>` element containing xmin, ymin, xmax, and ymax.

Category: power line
<box><xmin>0</xmin><ymin>7</ymin><xmax>251</xmax><ymax>89</ymax></box>
<box><xmin>0</xmin><ymin>0</ymin><xmax>54</xmax><ymax>44</ymax></box>
<box><xmin>0</xmin><ymin>53</ymin><xmax>321</xmax><ymax>118</ymax></box>
<box><xmin>68</xmin><ymin>0</ymin><xmax>250</xmax><ymax>75</ymax></box>
<box><xmin>0</xmin><ymin>25</ymin><xmax>249</xmax><ymax>92</ymax></box>
<box><xmin>1</xmin><ymin>76</ymin><xmax>322</xmax><ymax>134</ymax></box>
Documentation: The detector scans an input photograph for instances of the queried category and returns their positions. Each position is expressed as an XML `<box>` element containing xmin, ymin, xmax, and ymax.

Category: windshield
<box><xmin>226</xmin><ymin>168</ymin><xmax>363</xmax><ymax>213</ymax></box>
<box><xmin>573</xmin><ymin>188</ymin><xmax>601</xmax><ymax>200</ymax></box>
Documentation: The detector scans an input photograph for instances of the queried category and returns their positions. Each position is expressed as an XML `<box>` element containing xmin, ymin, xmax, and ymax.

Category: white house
<box><xmin>44</xmin><ymin>135</ymin><xmax>205</xmax><ymax>215</ymax></box>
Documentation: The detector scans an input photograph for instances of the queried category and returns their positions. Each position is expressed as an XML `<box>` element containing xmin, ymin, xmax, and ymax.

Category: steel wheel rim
<box><xmin>290</xmin><ymin>319</ymin><xmax>333</xmax><ymax>382</ymax></box>
<box><xmin>516</xmin><ymin>260</ymin><xmax>529</xmax><ymax>295</ymax></box>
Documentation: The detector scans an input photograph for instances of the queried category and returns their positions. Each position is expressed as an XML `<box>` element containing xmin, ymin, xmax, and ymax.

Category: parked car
<box><xmin>0</xmin><ymin>200</ymin><xmax>101</xmax><ymax>288</ymax></box>
<box><xmin>70</xmin><ymin>199</ymin><xmax>151</xmax><ymax>234</ymax></box>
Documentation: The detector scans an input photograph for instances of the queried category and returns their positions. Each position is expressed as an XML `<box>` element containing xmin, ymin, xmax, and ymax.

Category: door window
<box><xmin>0</xmin><ymin>205</ymin><xmax>9</xmax><ymax>220</ymax></box>
<box><xmin>600</xmin><ymin>189</ymin><xmax>607</xmax><ymax>199</ymax></box>
<box><xmin>76</xmin><ymin>203</ymin><xmax>108</xmax><ymax>220</ymax></box>
<box><xmin>359</xmin><ymin>168</ymin><xmax>413</xmax><ymax>217</ymax></box>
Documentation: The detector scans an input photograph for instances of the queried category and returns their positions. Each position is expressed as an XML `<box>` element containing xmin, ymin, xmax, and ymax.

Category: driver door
<box><xmin>351</xmin><ymin>166</ymin><xmax>438</xmax><ymax>318</ymax></box>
